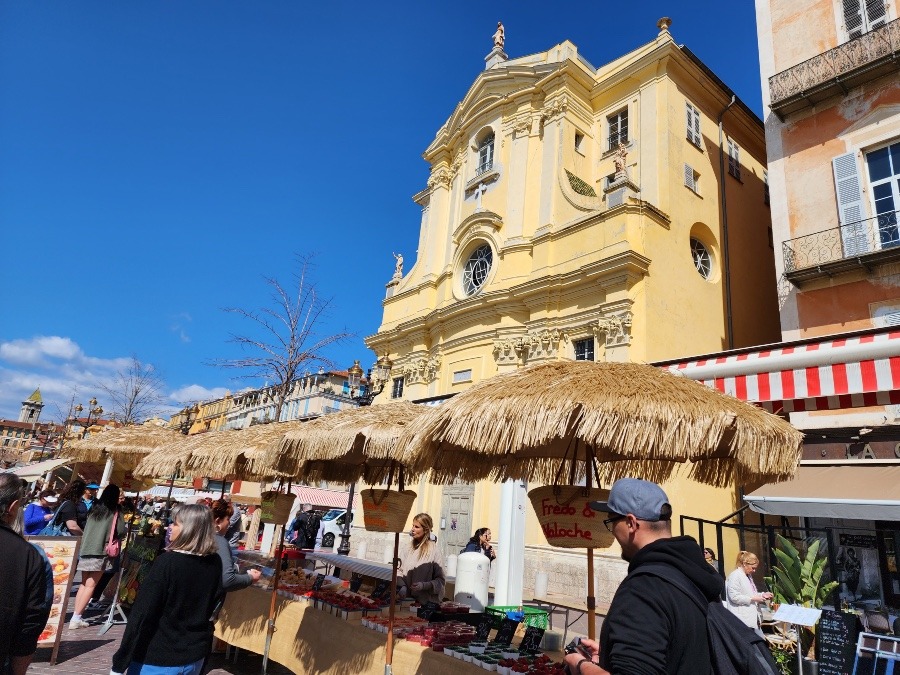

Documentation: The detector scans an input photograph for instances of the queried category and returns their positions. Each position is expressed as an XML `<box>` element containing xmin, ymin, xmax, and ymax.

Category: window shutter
<box><xmin>832</xmin><ymin>152</ymin><xmax>870</xmax><ymax>255</ymax></box>
<box><xmin>866</xmin><ymin>0</ymin><xmax>887</xmax><ymax>29</ymax></box>
<box><xmin>844</xmin><ymin>0</ymin><xmax>865</xmax><ymax>38</ymax></box>
<box><xmin>684</xmin><ymin>163</ymin><xmax>696</xmax><ymax>191</ymax></box>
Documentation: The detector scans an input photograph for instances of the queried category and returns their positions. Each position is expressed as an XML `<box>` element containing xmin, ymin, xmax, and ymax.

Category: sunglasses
<box><xmin>603</xmin><ymin>514</ymin><xmax>626</xmax><ymax>532</ymax></box>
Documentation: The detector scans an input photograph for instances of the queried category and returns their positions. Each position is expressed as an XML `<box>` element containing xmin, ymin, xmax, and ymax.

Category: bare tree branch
<box><xmin>97</xmin><ymin>356</ymin><xmax>168</xmax><ymax>425</ymax></box>
<box><xmin>205</xmin><ymin>256</ymin><xmax>352</xmax><ymax>421</ymax></box>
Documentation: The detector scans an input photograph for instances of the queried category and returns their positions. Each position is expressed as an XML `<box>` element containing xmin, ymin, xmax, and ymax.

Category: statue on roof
<box><xmin>493</xmin><ymin>22</ymin><xmax>505</xmax><ymax>49</ymax></box>
<box><xmin>393</xmin><ymin>252</ymin><xmax>404</xmax><ymax>278</ymax></box>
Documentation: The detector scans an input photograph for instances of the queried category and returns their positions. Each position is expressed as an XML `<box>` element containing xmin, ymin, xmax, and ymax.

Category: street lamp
<box><xmin>347</xmin><ymin>355</ymin><xmax>394</xmax><ymax>407</ymax></box>
<box><xmin>336</xmin><ymin>355</ymin><xmax>394</xmax><ymax>557</ymax></box>
<box><xmin>75</xmin><ymin>397</ymin><xmax>104</xmax><ymax>439</ymax></box>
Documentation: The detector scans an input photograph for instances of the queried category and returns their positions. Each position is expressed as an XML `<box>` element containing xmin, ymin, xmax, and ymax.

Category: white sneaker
<box><xmin>69</xmin><ymin>618</ymin><xmax>89</xmax><ymax>630</ymax></box>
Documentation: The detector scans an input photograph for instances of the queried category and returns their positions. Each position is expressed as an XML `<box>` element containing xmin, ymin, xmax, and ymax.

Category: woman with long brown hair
<box><xmin>397</xmin><ymin>513</ymin><xmax>445</xmax><ymax>605</ymax></box>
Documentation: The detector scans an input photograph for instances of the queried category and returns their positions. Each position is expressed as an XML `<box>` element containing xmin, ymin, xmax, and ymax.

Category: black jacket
<box><xmin>599</xmin><ymin>535</ymin><xmax>723</xmax><ymax>675</ymax></box>
<box><xmin>112</xmin><ymin>551</ymin><xmax>222</xmax><ymax>672</ymax></box>
<box><xmin>0</xmin><ymin>522</ymin><xmax>52</xmax><ymax>665</ymax></box>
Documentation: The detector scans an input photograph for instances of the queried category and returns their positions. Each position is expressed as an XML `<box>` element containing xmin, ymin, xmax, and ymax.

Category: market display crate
<box><xmin>485</xmin><ymin>606</ymin><xmax>549</xmax><ymax>630</ymax></box>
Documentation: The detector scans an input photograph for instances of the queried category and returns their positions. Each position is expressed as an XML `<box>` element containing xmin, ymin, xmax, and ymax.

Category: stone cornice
<box><xmin>452</xmin><ymin>210</ymin><xmax>504</xmax><ymax>246</ymax></box>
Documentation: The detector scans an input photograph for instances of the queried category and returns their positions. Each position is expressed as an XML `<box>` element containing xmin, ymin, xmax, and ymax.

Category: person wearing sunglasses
<box><xmin>562</xmin><ymin>478</ymin><xmax>723</xmax><ymax>675</ymax></box>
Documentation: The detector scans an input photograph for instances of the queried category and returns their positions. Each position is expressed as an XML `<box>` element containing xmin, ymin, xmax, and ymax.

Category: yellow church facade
<box><xmin>365</xmin><ymin>23</ymin><xmax>779</xmax><ymax>601</ymax></box>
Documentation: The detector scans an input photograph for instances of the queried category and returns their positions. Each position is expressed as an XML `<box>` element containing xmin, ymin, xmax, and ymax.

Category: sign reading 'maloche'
<box><xmin>528</xmin><ymin>486</ymin><xmax>615</xmax><ymax>549</ymax></box>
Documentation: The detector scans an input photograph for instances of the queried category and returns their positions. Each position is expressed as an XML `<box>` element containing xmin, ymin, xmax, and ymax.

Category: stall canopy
<box><xmin>7</xmin><ymin>457</ymin><xmax>71</xmax><ymax>480</ymax></box>
<box><xmin>744</xmin><ymin>464</ymin><xmax>900</xmax><ymax>520</ymax></box>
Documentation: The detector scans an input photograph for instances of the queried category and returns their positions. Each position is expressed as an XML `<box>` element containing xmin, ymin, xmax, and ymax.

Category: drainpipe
<box><xmin>718</xmin><ymin>95</ymin><xmax>736</xmax><ymax>349</ymax></box>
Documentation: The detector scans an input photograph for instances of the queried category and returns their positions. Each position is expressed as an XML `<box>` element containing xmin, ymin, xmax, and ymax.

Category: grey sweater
<box><xmin>215</xmin><ymin>534</ymin><xmax>252</xmax><ymax>592</ymax></box>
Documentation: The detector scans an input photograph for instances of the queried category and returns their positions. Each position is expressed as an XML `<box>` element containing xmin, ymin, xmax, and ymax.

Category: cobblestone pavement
<box><xmin>27</xmin><ymin>590</ymin><xmax>293</xmax><ymax>675</ymax></box>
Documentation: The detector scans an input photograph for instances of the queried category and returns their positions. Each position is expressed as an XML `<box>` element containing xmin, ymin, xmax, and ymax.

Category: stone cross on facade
<box><xmin>474</xmin><ymin>182</ymin><xmax>488</xmax><ymax>211</ymax></box>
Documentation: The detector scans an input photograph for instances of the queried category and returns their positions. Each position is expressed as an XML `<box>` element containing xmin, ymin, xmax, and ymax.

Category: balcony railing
<box><xmin>769</xmin><ymin>18</ymin><xmax>900</xmax><ymax>117</ymax></box>
<box><xmin>782</xmin><ymin>210</ymin><xmax>900</xmax><ymax>280</ymax></box>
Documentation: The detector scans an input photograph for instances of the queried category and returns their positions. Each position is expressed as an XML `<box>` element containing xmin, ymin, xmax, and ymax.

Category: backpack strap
<box><xmin>50</xmin><ymin>501</ymin><xmax>68</xmax><ymax>527</ymax></box>
<box><xmin>630</xmin><ymin>563</ymin><xmax>710</xmax><ymax>615</ymax></box>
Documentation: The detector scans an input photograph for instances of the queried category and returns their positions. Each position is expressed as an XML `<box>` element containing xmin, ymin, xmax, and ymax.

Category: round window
<box><xmin>462</xmin><ymin>244</ymin><xmax>493</xmax><ymax>296</ymax></box>
<box><xmin>690</xmin><ymin>238</ymin><xmax>712</xmax><ymax>279</ymax></box>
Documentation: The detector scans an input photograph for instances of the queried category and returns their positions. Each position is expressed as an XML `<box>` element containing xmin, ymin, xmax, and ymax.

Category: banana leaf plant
<box><xmin>764</xmin><ymin>533</ymin><xmax>839</xmax><ymax>659</ymax></box>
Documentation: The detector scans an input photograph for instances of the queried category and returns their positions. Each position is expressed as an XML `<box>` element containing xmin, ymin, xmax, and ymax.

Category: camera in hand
<box><xmin>564</xmin><ymin>637</ymin><xmax>592</xmax><ymax>659</ymax></box>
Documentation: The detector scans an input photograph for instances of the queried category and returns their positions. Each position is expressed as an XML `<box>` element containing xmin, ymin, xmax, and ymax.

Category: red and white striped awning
<box><xmin>659</xmin><ymin>329</ymin><xmax>900</xmax><ymax>413</ymax></box>
<box><xmin>288</xmin><ymin>485</ymin><xmax>360</xmax><ymax>510</ymax></box>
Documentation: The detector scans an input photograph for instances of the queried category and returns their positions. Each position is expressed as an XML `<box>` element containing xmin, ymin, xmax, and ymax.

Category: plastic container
<box><xmin>454</xmin><ymin>552</ymin><xmax>491</xmax><ymax>611</ymax></box>
<box><xmin>485</xmin><ymin>605</ymin><xmax>549</xmax><ymax>629</ymax></box>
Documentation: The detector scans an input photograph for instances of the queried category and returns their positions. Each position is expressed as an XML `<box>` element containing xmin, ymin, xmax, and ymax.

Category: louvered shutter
<box><xmin>684</xmin><ymin>164</ymin><xmax>696</xmax><ymax>192</ymax></box>
<box><xmin>866</xmin><ymin>0</ymin><xmax>887</xmax><ymax>29</ymax></box>
<box><xmin>844</xmin><ymin>0</ymin><xmax>865</xmax><ymax>38</ymax></box>
<box><xmin>832</xmin><ymin>152</ymin><xmax>870</xmax><ymax>255</ymax></box>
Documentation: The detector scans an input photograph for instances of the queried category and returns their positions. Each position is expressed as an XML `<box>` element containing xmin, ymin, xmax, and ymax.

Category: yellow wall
<box><xmin>366</xmin><ymin>31</ymin><xmax>778</xmax><ymax>563</ymax></box>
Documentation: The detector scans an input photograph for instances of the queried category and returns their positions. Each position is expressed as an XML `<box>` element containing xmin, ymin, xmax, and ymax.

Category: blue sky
<box><xmin>0</xmin><ymin>1</ymin><xmax>763</xmax><ymax>422</ymax></box>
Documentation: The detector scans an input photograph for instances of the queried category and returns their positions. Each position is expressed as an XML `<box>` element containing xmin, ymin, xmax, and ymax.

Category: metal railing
<box><xmin>475</xmin><ymin>160</ymin><xmax>494</xmax><ymax>177</ymax></box>
<box><xmin>769</xmin><ymin>18</ymin><xmax>900</xmax><ymax>105</ymax></box>
<box><xmin>782</xmin><ymin>210</ymin><xmax>900</xmax><ymax>272</ymax></box>
<box><xmin>607</xmin><ymin>130</ymin><xmax>628</xmax><ymax>151</ymax></box>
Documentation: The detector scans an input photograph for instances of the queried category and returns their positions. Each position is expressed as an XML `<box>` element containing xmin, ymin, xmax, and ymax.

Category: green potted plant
<box><xmin>764</xmin><ymin>534</ymin><xmax>839</xmax><ymax>674</ymax></box>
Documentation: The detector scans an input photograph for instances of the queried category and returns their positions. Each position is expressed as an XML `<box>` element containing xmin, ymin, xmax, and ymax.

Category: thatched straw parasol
<box><xmin>400</xmin><ymin>360</ymin><xmax>802</xmax><ymax>487</ymax></box>
<box><xmin>65</xmin><ymin>425</ymin><xmax>185</xmax><ymax>468</ymax></box>
<box><xmin>268</xmin><ymin>401</ymin><xmax>428</xmax><ymax>674</ymax></box>
<box><xmin>399</xmin><ymin>360</ymin><xmax>804</xmax><ymax>638</ymax></box>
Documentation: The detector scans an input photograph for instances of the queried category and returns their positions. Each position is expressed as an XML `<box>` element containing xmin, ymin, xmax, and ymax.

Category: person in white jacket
<box><xmin>725</xmin><ymin>550</ymin><xmax>772</xmax><ymax>635</ymax></box>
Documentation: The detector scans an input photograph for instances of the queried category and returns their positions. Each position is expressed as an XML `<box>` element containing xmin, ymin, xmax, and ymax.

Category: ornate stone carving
<box><xmin>493</xmin><ymin>329</ymin><xmax>567</xmax><ymax>365</ymax></box>
<box><xmin>513</xmin><ymin>115</ymin><xmax>532</xmax><ymax>138</ymax></box>
<box><xmin>402</xmin><ymin>354</ymin><xmax>442</xmax><ymax>385</ymax></box>
<box><xmin>451</xmin><ymin>147</ymin><xmax>466</xmax><ymax>177</ymax></box>
<box><xmin>595</xmin><ymin>312</ymin><xmax>633</xmax><ymax>347</ymax></box>
<box><xmin>427</xmin><ymin>166</ymin><xmax>452</xmax><ymax>190</ymax></box>
<box><xmin>541</xmin><ymin>95</ymin><xmax>569</xmax><ymax>123</ymax></box>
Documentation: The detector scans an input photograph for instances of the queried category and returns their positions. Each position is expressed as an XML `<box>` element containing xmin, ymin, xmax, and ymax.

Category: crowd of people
<box><xmin>1</xmin><ymin>471</ymin><xmax>793</xmax><ymax>675</ymax></box>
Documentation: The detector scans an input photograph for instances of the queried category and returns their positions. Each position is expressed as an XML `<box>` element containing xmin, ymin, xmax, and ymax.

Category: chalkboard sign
<box><xmin>492</xmin><ymin>618</ymin><xmax>519</xmax><ymax>647</ymax></box>
<box><xmin>839</xmin><ymin>533</ymin><xmax>877</xmax><ymax>549</ymax></box>
<box><xmin>475</xmin><ymin>614</ymin><xmax>493</xmax><ymax>641</ymax></box>
<box><xmin>349</xmin><ymin>575</ymin><xmax>363</xmax><ymax>593</ymax></box>
<box><xmin>417</xmin><ymin>601</ymin><xmax>441</xmax><ymax>620</ymax></box>
<box><xmin>312</xmin><ymin>573</ymin><xmax>326</xmax><ymax>591</ymax></box>
<box><xmin>818</xmin><ymin>609</ymin><xmax>860</xmax><ymax>675</ymax></box>
<box><xmin>520</xmin><ymin>626</ymin><xmax>545</xmax><ymax>652</ymax></box>
<box><xmin>370</xmin><ymin>579</ymin><xmax>389</xmax><ymax>600</ymax></box>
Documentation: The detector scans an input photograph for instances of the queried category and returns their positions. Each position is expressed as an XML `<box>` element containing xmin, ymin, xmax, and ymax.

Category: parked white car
<box><xmin>317</xmin><ymin>508</ymin><xmax>354</xmax><ymax>549</ymax></box>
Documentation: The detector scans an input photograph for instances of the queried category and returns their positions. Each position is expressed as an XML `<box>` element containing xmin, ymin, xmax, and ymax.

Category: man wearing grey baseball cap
<box><xmin>563</xmin><ymin>478</ymin><xmax>723</xmax><ymax>675</ymax></box>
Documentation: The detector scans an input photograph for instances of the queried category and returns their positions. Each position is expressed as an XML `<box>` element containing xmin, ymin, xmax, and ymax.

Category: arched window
<box><xmin>462</xmin><ymin>244</ymin><xmax>493</xmax><ymax>296</ymax></box>
<box><xmin>690</xmin><ymin>238</ymin><xmax>712</xmax><ymax>279</ymax></box>
<box><xmin>477</xmin><ymin>132</ymin><xmax>495</xmax><ymax>176</ymax></box>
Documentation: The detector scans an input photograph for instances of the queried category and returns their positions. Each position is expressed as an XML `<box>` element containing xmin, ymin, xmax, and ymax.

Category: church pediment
<box><xmin>452</xmin><ymin>210</ymin><xmax>503</xmax><ymax>246</ymax></box>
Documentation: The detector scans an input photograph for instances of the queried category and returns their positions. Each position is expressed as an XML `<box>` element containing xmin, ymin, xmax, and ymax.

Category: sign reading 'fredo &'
<box><xmin>528</xmin><ymin>486</ymin><xmax>615</xmax><ymax>549</ymax></box>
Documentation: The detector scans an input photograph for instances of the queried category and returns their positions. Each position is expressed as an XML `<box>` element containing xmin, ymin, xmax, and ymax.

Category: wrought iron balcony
<box><xmin>769</xmin><ymin>18</ymin><xmax>900</xmax><ymax>117</ymax></box>
<box><xmin>782</xmin><ymin>210</ymin><xmax>900</xmax><ymax>285</ymax></box>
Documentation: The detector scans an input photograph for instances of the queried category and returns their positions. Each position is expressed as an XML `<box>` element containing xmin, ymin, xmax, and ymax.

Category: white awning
<box><xmin>744</xmin><ymin>465</ymin><xmax>900</xmax><ymax>520</ymax></box>
<box><xmin>6</xmin><ymin>457</ymin><xmax>72</xmax><ymax>481</ymax></box>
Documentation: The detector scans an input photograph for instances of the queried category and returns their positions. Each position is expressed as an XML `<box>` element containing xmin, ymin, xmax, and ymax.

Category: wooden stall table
<box><xmin>216</xmin><ymin>586</ymin><xmax>483</xmax><ymax>674</ymax></box>
<box><xmin>530</xmin><ymin>592</ymin><xmax>611</xmax><ymax>644</ymax></box>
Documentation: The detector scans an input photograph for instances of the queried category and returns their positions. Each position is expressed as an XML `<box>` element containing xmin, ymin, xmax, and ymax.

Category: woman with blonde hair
<box><xmin>725</xmin><ymin>550</ymin><xmax>773</xmax><ymax>634</ymax></box>
<box><xmin>110</xmin><ymin>503</ymin><xmax>223</xmax><ymax>675</ymax></box>
<box><xmin>397</xmin><ymin>513</ymin><xmax>445</xmax><ymax>605</ymax></box>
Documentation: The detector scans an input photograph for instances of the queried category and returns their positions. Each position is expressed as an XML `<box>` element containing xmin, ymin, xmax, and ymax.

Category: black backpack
<box><xmin>632</xmin><ymin>563</ymin><xmax>780</xmax><ymax>675</ymax></box>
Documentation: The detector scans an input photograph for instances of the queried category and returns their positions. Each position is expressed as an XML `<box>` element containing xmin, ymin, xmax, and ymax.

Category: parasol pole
<box><xmin>384</xmin><ymin>462</ymin><xmax>404</xmax><ymax>675</ymax></box>
<box><xmin>584</xmin><ymin>444</ymin><xmax>596</xmax><ymax>640</ymax></box>
<box><xmin>262</xmin><ymin>478</ymin><xmax>290</xmax><ymax>675</ymax></box>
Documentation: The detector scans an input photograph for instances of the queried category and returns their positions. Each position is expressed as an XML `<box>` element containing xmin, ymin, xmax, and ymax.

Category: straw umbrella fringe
<box><xmin>65</xmin><ymin>426</ymin><xmax>187</xmax><ymax>467</ymax></box>
<box><xmin>400</xmin><ymin>361</ymin><xmax>803</xmax><ymax>487</ymax></box>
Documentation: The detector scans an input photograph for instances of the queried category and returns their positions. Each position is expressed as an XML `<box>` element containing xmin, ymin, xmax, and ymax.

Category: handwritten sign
<box><xmin>312</xmin><ymin>573</ymin><xmax>326</xmax><ymax>591</ymax></box>
<box><xmin>520</xmin><ymin>626</ymin><xmax>545</xmax><ymax>652</ymax></box>
<box><xmin>475</xmin><ymin>614</ymin><xmax>493</xmax><ymax>641</ymax></box>
<box><xmin>492</xmin><ymin>618</ymin><xmax>519</xmax><ymax>647</ymax></box>
<box><xmin>370</xmin><ymin>579</ymin><xmax>389</xmax><ymax>600</ymax></box>
<box><xmin>818</xmin><ymin>610</ymin><xmax>860</xmax><ymax>675</ymax></box>
<box><xmin>839</xmin><ymin>533</ymin><xmax>877</xmax><ymax>549</ymax></box>
<box><xmin>27</xmin><ymin>535</ymin><xmax>81</xmax><ymax>666</ymax></box>
<box><xmin>528</xmin><ymin>486</ymin><xmax>614</xmax><ymax>549</ymax></box>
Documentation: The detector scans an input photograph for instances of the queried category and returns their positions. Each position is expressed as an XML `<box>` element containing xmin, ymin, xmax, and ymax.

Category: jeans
<box><xmin>126</xmin><ymin>658</ymin><xmax>205</xmax><ymax>675</ymax></box>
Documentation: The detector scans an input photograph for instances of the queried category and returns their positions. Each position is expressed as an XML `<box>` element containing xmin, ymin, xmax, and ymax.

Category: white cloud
<box><xmin>0</xmin><ymin>335</ymin><xmax>228</xmax><ymax>423</ymax></box>
<box><xmin>168</xmin><ymin>384</ymin><xmax>230</xmax><ymax>405</ymax></box>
